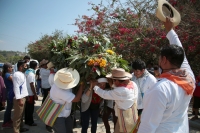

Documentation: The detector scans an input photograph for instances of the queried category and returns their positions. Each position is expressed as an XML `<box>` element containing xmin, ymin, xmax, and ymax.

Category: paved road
<box><xmin>0</xmin><ymin>96</ymin><xmax>200</xmax><ymax>133</ymax></box>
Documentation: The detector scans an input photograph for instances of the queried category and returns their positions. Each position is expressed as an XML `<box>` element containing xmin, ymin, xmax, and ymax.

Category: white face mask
<box><xmin>159</xmin><ymin>67</ymin><xmax>162</xmax><ymax>74</ymax></box>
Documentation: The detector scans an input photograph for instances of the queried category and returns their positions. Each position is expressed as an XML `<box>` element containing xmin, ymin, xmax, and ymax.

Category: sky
<box><xmin>0</xmin><ymin>0</ymin><xmax>105</xmax><ymax>52</ymax></box>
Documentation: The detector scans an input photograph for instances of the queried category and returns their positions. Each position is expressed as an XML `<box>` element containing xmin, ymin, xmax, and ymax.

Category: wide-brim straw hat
<box><xmin>47</xmin><ymin>62</ymin><xmax>54</xmax><ymax>69</ymax></box>
<box><xmin>156</xmin><ymin>0</ymin><xmax>181</xmax><ymax>26</ymax></box>
<box><xmin>54</xmin><ymin>68</ymin><xmax>80</xmax><ymax>90</ymax></box>
<box><xmin>39</xmin><ymin>59</ymin><xmax>49</xmax><ymax>66</ymax></box>
<box><xmin>106</xmin><ymin>68</ymin><xmax>132</xmax><ymax>80</ymax></box>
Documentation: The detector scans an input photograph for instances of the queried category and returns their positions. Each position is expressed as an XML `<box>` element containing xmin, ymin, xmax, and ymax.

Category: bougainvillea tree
<box><xmin>74</xmin><ymin>0</ymin><xmax>200</xmax><ymax>75</ymax></box>
<box><xmin>27</xmin><ymin>30</ymin><xmax>64</xmax><ymax>62</ymax></box>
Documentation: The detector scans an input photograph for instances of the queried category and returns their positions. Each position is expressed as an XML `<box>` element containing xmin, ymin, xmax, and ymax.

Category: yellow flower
<box><xmin>94</xmin><ymin>58</ymin><xmax>101</xmax><ymax>64</ymax></box>
<box><xmin>106</xmin><ymin>49</ymin><xmax>114</xmax><ymax>55</ymax></box>
<box><xmin>87</xmin><ymin>59</ymin><xmax>95</xmax><ymax>66</ymax></box>
<box><xmin>99</xmin><ymin>59</ymin><xmax>107</xmax><ymax>67</ymax></box>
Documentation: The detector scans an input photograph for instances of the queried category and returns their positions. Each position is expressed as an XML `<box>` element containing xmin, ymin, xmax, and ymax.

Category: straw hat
<box><xmin>156</xmin><ymin>0</ymin><xmax>181</xmax><ymax>26</ymax></box>
<box><xmin>106</xmin><ymin>68</ymin><xmax>132</xmax><ymax>80</ymax></box>
<box><xmin>39</xmin><ymin>59</ymin><xmax>48</xmax><ymax>66</ymax></box>
<box><xmin>47</xmin><ymin>62</ymin><xmax>54</xmax><ymax>69</ymax></box>
<box><xmin>54</xmin><ymin>68</ymin><xmax>80</xmax><ymax>90</ymax></box>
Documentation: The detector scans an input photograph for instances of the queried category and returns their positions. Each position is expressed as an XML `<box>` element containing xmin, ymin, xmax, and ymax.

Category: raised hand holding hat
<box><xmin>156</xmin><ymin>0</ymin><xmax>181</xmax><ymax>26</ymax></box>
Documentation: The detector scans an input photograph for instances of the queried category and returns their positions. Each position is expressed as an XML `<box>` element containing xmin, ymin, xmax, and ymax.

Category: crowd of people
<box><xmin>0</xmin><ymin>18</ymin><xmax>199</xmax><ymax>133</ymax></box>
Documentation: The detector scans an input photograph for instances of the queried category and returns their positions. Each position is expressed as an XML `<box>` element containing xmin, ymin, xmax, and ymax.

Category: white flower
<box><xmin>82</xmin><ymin>36</ymin><xmax>88</xmax><ymax>42</ymax></box>
<box><xmin>103</xmin><ymin>35</ymin><xmax>110</xmax><ymax>43</ymax></box>
<box><xmin>94</xmin><ymin>41</ymin><xmax>101</xmax><ymax>45</ymax></box>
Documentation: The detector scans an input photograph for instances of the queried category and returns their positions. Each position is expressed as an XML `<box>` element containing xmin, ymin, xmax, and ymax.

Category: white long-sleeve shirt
<box><xmin>93</xmin><ymin>81</ymin><xmax>138</xmax><ymax>116</ymax></box>
<box><xmin>132</xmin><ymin>70</ymin><xmax>157</xmax><ymax>109</ymax></box>
<box><xmin>138</xmin><ymin>29</ymin><xmax>195</xmax><ymax>133</ymax></box>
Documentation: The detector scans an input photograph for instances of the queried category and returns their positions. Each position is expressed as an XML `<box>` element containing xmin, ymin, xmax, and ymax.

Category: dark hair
<box><xmin>154</xmin><ymin>65</ymin><xmax>159</xmax><ymax>70</ymax></box>
<box><xmin>132</xmin><ymin>59</ymin><xmax>146</xmax><ymax>70</ymax></box>
<box><xmin>29</xmin><ymin>61</ymin><xmax>37</xmax><ymax>69</ymax></box>
<box><xmin>17</xmin><ymin>60</ymin><xmax>26</xmax><ymax>69</ymax></box>
<box><xmin>160</xmin><ymin>45</ymin><xmax>184</xmax><ymax>68</ymax></box>
<box><xmin>23</xmin><ymin>55</ymin><xmax>30</xmax><ymax>60</ymax></box>
<box><xmin>2</xmin><ymin>63</ymin><xmax>12</xmax><ymax>77</ymax></box>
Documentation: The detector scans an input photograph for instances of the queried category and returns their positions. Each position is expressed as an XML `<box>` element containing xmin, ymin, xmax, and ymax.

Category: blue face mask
<box><xmin>54</xmin><ymin>68</ymin><xmax>57</xmax><ymax>73</ymax></box>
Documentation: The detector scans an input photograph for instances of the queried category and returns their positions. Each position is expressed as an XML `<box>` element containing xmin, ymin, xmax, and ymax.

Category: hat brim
<box><xmin>54</xmin><ymin>68</ymin><xmax>80</xmax><ymax>90</ymax></box>
<box><xmin>106</xmin><ymin>72</ymin><xmax>132</xmax><ymax>80</ymax></box>
<box><xmin>156</xmin><ymin>0</ymin><xmax>181</xmax><ymax>26</ymax></box>
<box><xmin>40</xmin><ymin>60</ymin><xmax>49</xmax><ymax>66</ymax></box>
<box><xmin>47</xmin><ymin>62</ymin><xmax>54</xmax><ymax>69</ymax></box>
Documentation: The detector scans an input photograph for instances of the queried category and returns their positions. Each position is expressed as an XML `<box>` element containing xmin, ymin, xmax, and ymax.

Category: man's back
<box><xmin>141</xmin><ymin>78</ymin><xmax>191</xmax><ymax>133</ymax></box>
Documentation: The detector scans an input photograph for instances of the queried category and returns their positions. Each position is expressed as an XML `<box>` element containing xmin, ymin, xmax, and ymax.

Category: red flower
<box><xmin>94</xmin><ymin>44</ymin><xmax>100</xmax><ymax>49</ymax></box>
<box><xmin>119</xmin><ymin>44</ymin><xmax>124</xmax><ymax>48</ymax></box>
<box><xmin>68</xmin><ymin>39</ymin><xmax>72</xmax><ymax>43</ymax></box>
<box><xmin>161</xmin><ymin>36</ymin><xmax>166</xmax><ymax>40</ymax></box>
<box><xmin>73</xmin><ymin>36</ymin><xmax>78</xmax><ymax>40</ymax></box>
<box><xmin>92</xmin><ymin>67</ymin><xmax>97</xmax><ymax>72</ymax></box>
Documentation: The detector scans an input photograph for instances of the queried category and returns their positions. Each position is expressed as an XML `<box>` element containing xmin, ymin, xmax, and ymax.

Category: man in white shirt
<box><xmin>138</xmin><ymin>17</ymin><xmax>195</xmax><ymax>133</ymax></box>
<box><xmin>92</xmin><ymin>68</ymin><xmax>138</xmax><ymax>133</ymax></box>
<box><xmin>13</xmin><ymin>60</ymin><xmax>29</xmax><ymax>133</ymax></box>
<box><xmin>24</xmin><ymin>61</ymin><xmax>38</xmax><ymax>126</ymax></box>
<box><xmin>13</xmin><ymin>56</ymin><xmax>30</xmax><ymax>73</ymax></box>
<box><xmin>131</xmin><ymin>59</ymin><xmax>157</xmax><ymax>116</ymax></box>
<box><xmin>39</xmin><ymin>59</ymin><xmax>50</xmax><ymax>103</ymax></box>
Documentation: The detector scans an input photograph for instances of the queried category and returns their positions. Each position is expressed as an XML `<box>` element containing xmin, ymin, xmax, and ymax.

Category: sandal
<box><xmin>20</xmin><ymin>128</ymin><xmax>29</xmax><ymax>132</ymax></box>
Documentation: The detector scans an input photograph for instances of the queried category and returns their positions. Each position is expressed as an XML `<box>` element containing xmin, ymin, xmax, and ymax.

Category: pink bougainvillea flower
<box><xmin>161</xmin><ymin>36</ymin><xmax>166</xmax><ymax>40</ymax></box>
<box><xmin>74</xmin><ymin>36</ymin><xmax>78</xmax><ymax>40</ymax></box>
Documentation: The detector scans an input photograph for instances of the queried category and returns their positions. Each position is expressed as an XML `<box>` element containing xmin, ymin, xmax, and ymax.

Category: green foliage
<box><xmin>28</xmin><ymin>30</ymin><xmax>64</xmax><ymax>62</ymax></box>
<box><xmin>0</xmin><ymin>50</ymin><xmax>25</xmax><ymax>64</ymax></box>
<box><xmin>47</xmin><ymin>34</ymin><xmax>130</xmax><ymax>81</ymax></box>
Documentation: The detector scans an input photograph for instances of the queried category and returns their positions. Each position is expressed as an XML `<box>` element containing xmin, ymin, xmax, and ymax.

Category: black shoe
<box><xmin>46</xmin><ymin>125</ymin><xmax>54</xmax><ymax>133</ymax></box>
<box><xmin>20</xmin><ymin>128</ymin><xmax>29</xmax><ymax>132</ymax></box>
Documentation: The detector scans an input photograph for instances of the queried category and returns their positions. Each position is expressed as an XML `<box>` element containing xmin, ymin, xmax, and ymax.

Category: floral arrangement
<box><xmin>48</xmin><ymin>34</ymin><xmax>129</xmax><ymax>80</ymax></box>
<box><xmin>66</xmin><ymin>35</ymin><xmax>129</xmax><ymax>80</ymax></box>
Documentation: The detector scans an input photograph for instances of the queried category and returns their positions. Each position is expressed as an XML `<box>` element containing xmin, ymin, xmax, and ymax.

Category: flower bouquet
<box><xmin>67</xmin><ymin>35</ymin><xmax>129</xmax><ymax>80</ymax></box>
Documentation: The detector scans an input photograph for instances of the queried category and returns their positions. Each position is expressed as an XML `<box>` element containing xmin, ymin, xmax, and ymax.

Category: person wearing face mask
<box><xmin>137</xmin><ymin>17</ymin><xmax>195</xmax><ymax>133</ymax></box>
<box><xmin>131</xmin><ymin>59</ymin><xmax>157</xmax><ymax>117</ymax></box>
<box><xmin>12</xmin><ymin>60</ymin><xmax>29</xmax><ymax>133</ymax></box>
<box><xmin>13</xmin><ymin>56</ymin><xmax>30</xmax><ymax>73</ymax></box>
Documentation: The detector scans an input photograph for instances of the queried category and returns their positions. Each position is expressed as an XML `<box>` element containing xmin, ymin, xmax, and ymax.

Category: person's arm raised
<box><xmin>164</xmin><ymin>17</ymin><xmax>195</xmax><ymax>81</ymax></box>
<box><xmin>72</xmin><ymin>83</ymin><xmax>84</xmax><ymax>102</ymax></box>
